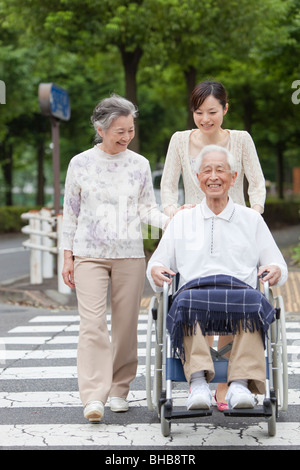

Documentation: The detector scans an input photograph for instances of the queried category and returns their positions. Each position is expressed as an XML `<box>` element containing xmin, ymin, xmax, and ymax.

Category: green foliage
<box><xmin>0</xmin><ymin>0</ymin><xmax>300</xmax><ymax>206</ymax></box>
<box><xmin>292</xmin><ymin>239</ymin><xmax>300</xmax><ymax>266</ymax></box>
<box><xmin>0</xmin><ymin>206</ymin><xmax>40</xmax><ymax>233</ymax></box>
<box><xmin>263</xmin><ymin>199</ymin><xmax>300</xmax><ymax>229</ymax></box>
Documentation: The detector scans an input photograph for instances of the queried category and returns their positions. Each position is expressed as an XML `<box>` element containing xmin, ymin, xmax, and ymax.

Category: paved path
<box><xmin>0</xmin><ymin>226</ymin><xmax>299</xmax><ymax>452</ymax></box>
<box><xmin>0</xmin><ymin>304</ymin><xmax>299</xmax><ymax>451</ymax></box>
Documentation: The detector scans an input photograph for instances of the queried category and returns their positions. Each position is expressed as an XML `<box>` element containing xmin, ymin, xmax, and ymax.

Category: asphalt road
<box><xmin>0</xmin><ymin>231</ymin><xmax>299</xmax><ymax>452</ymax></box>
<box><xmin>0</xmin><ymin>233</ymin><xmax>30</xmax><ymax>283</ymax></box>
<box><xmin>0</xmin><ymin>302</ymin><xmax>299</xmax><ymax>452</ymax></box>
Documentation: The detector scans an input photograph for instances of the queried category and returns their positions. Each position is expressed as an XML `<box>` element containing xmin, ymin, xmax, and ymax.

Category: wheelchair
<box><xmin>146</xmin><ymin>273</ymin><xmax>288</xmax><ymax>437</ymax></box>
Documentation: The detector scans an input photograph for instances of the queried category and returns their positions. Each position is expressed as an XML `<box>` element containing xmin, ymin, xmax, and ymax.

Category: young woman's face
<box><xmin>97</xmin><ymin>114</ymin><xmax>135</xmax><ymax>154</ymax></box>
<box><xmin>193</xmin><ymin>95</ymin><xmax>228</xmax><ymax>134</ymax></box>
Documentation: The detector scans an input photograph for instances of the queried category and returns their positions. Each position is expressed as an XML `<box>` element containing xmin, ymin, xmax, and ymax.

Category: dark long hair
<box><xmin>190</xmin><ymin>81</ymin><xmax>228</xmax><ymax>111</ymax></box>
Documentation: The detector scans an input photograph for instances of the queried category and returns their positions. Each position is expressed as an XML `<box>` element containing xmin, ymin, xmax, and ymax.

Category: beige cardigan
<box><xmin>161</xmin><ymin>129</ymin><xmax>266</xmax><ymax>216</ymax></box>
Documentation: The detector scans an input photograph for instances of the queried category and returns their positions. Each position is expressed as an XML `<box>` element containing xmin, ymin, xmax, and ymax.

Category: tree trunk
<box><xmin>0</xmin><ymin>141</ymin><xmax>13</xmax><ymax>206</ymax></box>
<box><xmin>276</xmin><ymin>142</ymin><xmax>284</xmax><ymax>199</ymax></box>
<box><xmin>36</xmin><ymin>139</ymin><xmax>45</xmax><ymax>206</ymax></box>
<box><xmin>243</xmin><ymin>94</ymin><xmax>253</xmax><ymax>134</ymax></box>
<box><xmin>119</xmin><ymin>46</ymin><xmax>143</xmax><ymax>153</ymax></box>
<box><xmin>242</xmin><ymin>90</ymin><xmax>253</xmax><ymax>204</ymax></box>
<box><xmin>184</xmin><ymin>66</ymin><xmax>197</xmax><ymax>130</ymax></box>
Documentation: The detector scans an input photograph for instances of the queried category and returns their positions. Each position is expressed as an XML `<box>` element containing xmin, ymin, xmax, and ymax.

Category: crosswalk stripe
<box><xmin>8</xmin><ymin>323</ymin><xmax>148</xmax><ymax>333</ymax></box>
<box><xmin>2</xmin><ymin>363</ymin><xmax>299</xmax><ymax>381</ymax></box>
<box><xmin>0</xmin><ymin>347</ymin><xmax>150</xmax><ymax>360</ymax></box>
<box><xmin>0</xmin><ymin>311</ymin><xmax>299</xmax><ymax>449</ymax></box>
<box><xmin>0</xmin><ymin>347</ymin><xmax>298</xmax><ymax>361</ymax></box>
<box><xmin>0</xmin><ymin>365</ymin><xmax>149</xmax><ymax>379</ymax></box>
<box><xmin>0</xmin><ymin>389</ymin><xmax>299</xmax><ymax>408</ymax></box>
<box><xmin>0</xmin><ymin>334</ymin><xmax>148</xmax><ymax>344</ymax></box>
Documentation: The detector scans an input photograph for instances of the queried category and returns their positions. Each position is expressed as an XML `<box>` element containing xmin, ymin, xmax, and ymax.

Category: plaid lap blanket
<box><xmin>166</xmin><ymin>274</ymin><xmax>276</xmax><ymax>356</ymax></box>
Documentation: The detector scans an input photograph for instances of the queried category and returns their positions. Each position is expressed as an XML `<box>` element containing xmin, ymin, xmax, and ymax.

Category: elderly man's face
<box><xmin>197</xmin><ymin>151</ymin><xmax>237</xmax><ymax>199</ymax></box>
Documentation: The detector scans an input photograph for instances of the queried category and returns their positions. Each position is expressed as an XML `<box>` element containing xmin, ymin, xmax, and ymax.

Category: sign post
<box><xmin>38</xmin><ymin>83</ymin><xmax>70</xmax><ymax>214</ymax></box>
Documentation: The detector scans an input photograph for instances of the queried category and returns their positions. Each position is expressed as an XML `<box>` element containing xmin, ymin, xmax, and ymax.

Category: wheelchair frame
<box><xmin>146</xmin><ymin>275</ymin><xmax>288</xmax><ymax>437</ymax></box>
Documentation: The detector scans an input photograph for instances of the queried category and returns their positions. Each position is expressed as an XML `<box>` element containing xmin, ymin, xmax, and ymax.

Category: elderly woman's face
<box><xmin>97</xmin><ymin>115</ymin><xmax>135</xmax><ymax>154</ymax></box>
<box><xmin>197</xmin><ymin>151</ymin><xmax>237</xmax><ymax>199</ymax></box>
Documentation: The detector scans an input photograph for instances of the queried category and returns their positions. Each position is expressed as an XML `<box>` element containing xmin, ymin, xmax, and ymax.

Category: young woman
<box><xmin>161</xmin><ymin>80</ymin><xmax>265</xmax><ymax>218</ymax></box>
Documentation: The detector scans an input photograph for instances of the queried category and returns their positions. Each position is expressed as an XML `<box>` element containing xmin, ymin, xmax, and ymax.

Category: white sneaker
<box><xmin>84</xmin><ymin>401</ymin><xmax>104</xmax><ymax>422</ymax></box>
<box><xmin>226</xmin><ymin>383</ymin><xmax>255</xmax><ymax>409</ymax></box>
<box><xmin>186</xmin><ymin>383</ymin><xmax>211</xmax><ymax>410</ymax></box>
<box><xmin>110</xmin><ymin>397</ymin><xmax>129</xmax><ymax>412</ymax></box>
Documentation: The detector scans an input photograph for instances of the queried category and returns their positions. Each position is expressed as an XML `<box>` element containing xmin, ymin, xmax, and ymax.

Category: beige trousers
<box><xmin>183</xmin><ymin>323</ymin><xmax>266</xmax><ymax>394</ymax></box>
<box><xmin>74</xmin><ymin>257</ymin><xmax>146</xmax><ymax>406</ymax></box>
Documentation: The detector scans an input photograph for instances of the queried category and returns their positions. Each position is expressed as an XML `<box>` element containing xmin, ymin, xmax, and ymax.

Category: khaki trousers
<box><xmin>74</xmin><ymin>257</ymin><xmax>146</xmax><ymax>406</ymax></box>
<box><xmin>183</xmin><ymin>323</ymin><xmax>266</xmax><ymax>394</ymax></box>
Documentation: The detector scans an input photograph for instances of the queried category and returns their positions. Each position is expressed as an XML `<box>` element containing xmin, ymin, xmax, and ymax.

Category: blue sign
<box><xmin>49</xmin><ymin>84</ymin><xmax>70</xmax><ymax>121</ymax></box>
<box><xmin>38</xmin><ymin>83</ymin><xmax>71</xmax><ymax>121</ymax></box>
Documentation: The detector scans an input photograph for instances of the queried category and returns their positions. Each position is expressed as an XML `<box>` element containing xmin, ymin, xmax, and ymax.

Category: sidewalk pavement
<box><xmin>0</xmin><ymin>225</ymin><xmax>299</xmax><ymax>319</ymax></box>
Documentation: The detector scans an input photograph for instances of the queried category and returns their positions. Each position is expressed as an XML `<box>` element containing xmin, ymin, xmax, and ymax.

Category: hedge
<box><xmin>0</xmin><ymin>206</ymin><xmax>41</xmax><ymax>233</ymax></box>
<box><xmin>0</xmin><ymin>201</ymin><xmax>299</xmax><ymax>235</ymax></box>
<box><xmin>262</xmin><ymin>200</ymin><xmax>300</xmax><ymax>229</ymax></box>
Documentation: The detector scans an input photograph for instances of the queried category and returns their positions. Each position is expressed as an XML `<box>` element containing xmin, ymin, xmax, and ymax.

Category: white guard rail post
<box><xmin>21</xmin><ymin>209</ymin><xmax>71</xmax><ymax>295</ymax></box>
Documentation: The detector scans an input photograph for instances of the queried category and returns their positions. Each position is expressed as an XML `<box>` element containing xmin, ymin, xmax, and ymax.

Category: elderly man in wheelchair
<box><xmin>147</xmin><ymin>144</ymin><xmax>288</xmax><ymax>412</ymax></box>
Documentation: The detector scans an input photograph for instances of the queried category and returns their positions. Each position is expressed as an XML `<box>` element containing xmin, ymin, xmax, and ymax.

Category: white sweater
<box><xmin>161</xmin><ymin>129</ymin><xmax>266</xmax><ymax>216</ymax></box>
<box><xmin>62</xmin><ymin>146</ymin><xmax>168</xmax><ymax>258</ymax></box>
<box><xmin>147</xmin><ymin>197</ymin><xmax>288</xmax><ymax>292</ymax></box>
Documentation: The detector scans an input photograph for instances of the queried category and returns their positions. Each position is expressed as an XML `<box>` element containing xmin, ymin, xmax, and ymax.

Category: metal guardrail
<box><xmin>21</xmin><ymin>208</ymin><xmax>71</xmax><ymax>295</ymax></box>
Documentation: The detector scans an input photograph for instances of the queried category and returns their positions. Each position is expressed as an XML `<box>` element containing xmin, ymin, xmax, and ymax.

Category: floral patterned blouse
<box><xmin>62</xmin><ymin>146</ymin><xmax>168</xmax><ymax>258</ymax></box>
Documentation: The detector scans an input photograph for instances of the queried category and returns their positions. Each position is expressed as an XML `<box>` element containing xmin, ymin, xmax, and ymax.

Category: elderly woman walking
<box><xmin>62</xmin><ymin>94</ymin><xmax>168</xmax><ymax>423</ymax></box>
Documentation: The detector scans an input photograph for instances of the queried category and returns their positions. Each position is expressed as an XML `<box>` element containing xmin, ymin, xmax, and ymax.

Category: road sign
<box><xmin>38</xmin><ymin>83</ymin><xmax>71</xmax><ymax>213</ymax></box>
<box><xmin>38</xmin><ymin>83</ymin><xmax>70</xmax><ymax>121</ymax></box>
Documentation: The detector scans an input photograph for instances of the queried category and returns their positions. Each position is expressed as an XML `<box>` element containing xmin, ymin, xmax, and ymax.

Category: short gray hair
<box><xmin>91</xmin><ymin>93</ymin><xmax>138</xmax><ymax>143</ymax></box>
<box><xmin>195</xmin><ymin>144</ymin><xmax>237</xmax><ymax>173</ymax></box>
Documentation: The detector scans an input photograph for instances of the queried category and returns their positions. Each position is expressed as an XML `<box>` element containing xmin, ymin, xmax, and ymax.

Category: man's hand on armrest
<box><xmin>151</xmin><ymin>265</ymin><xmax>176</xmax><ymax>287</ymax></box>
<box><xmin>258</xmin><ymin>265</ymin><xmax>281</xmax><ymax>287</ymax></box>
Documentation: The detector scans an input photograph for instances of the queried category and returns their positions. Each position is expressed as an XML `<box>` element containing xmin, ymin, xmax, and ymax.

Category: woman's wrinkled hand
<box><xmin>62</xmin><ymin>251</ymin><xmax>75</xmax><ymax>289</ymax></box>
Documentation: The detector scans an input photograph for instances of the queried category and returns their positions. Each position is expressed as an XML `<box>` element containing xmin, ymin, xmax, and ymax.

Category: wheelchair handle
<box><xmin>259</xmin><ymin>271</ymin><xmax>269</xmax><ymax>279</ymax></box>
<box><xmin>259</xmin><ymin>271</ymin><xmax>270</xmax><ymax>301</ymax></box>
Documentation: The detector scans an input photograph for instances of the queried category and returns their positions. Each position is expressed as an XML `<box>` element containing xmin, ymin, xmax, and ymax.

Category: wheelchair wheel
<box><xmin>160</xmin><ymin>402</ymin><xmax>171</xmax><ymax>437</ymax></box>
<box><xmin>271</xmin><ymin>294</ymin><xmax>288</xmax><ymax>413</ymax></box>
<box><xmin>146</xmin><ymin>295</ymin><xmax>163</xmax><ymax>413</ymax></box>
<box><xmin>267</xmin><ymin>401</ymin><xmax>277</xmax><ymax>437</ymax></box>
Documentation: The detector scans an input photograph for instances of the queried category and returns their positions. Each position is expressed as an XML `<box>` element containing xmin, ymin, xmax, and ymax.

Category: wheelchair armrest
<box><xmin>259</xmin><ymin>271</ymin><xmax>270</xmax><ymax>301</ymax></box>
<box><xmin>163</xmin><ymin>272</ymin><xmax>177</xmax><ymax>297</ymax></box>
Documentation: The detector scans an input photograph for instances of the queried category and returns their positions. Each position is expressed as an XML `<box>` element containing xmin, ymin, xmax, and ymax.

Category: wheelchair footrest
<box><xmin>223</xmin><ymin>399</ymin><xmax>273</xmax><ymax>418</ymax></box>
<box><xmin>162</xmin><ymin>398</ymin><xmax>212</xmax><ymax>420</ymax></box>
<box><xmin>167</xmin><ymin>409</ymin><xmax>213</xmax><ymax>420</ymax></box>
